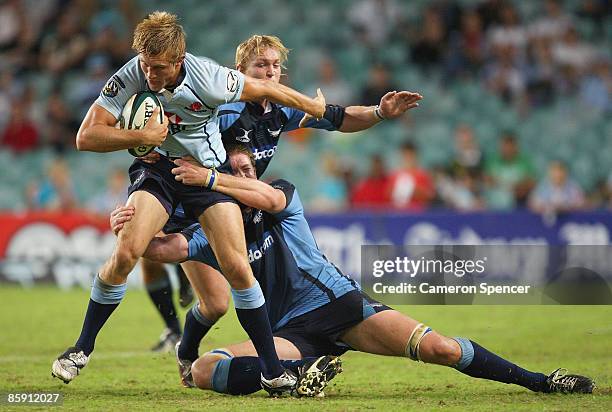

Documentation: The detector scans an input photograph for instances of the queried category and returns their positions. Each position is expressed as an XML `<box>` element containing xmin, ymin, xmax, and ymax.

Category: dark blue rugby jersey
<box><xmin>185</xmin><ymin>179</ymin><xmax>359</xmax><ymax>330</ymax></box>
<box><xmin>218</xmin><ymin>102</ymin><xmax>337</xmax><ymax>177</ymax></box>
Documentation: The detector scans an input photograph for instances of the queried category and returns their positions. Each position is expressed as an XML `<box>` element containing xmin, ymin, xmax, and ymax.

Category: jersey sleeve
<box><xmin>184</xmin><ymin>225</ymin><xmax>222</xmax><ymax>272</ymax></box>
<box><xmin>280</xmin><ymin>105</ymin><xmax>342</xmax><ymax>132</ymax></box>
<box><xmin>94</xmin><ymin>56</ymin><xmax>143</xmax><ymax>120</ymax></box>
<box><xmin>193</xmin><ymin>58</ymin><xmax>245</xmax><ymax>107</ymax></box>
<box><xmin>270</xmin><ymin>179</ymin><xmax>303</xmax><ymax>220</ymax></box>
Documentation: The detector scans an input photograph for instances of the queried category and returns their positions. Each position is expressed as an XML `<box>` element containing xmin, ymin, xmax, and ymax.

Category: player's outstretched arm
<box><xmin>171</xmin><ymin>159</ymin><xmax>286</xmax><ymax>213</ymax></box>
<box><xmin>298</xmin><ymin>90</ymin><xmax>423</xmax><ymax>132</ymax></box>
<box><xmin>241</xmin><ymin>77</ymin><xmax>326</xmax><ymax>119</ymax></box>
<box><xmin>76</xmin><ymin>104</ymin><xmax>168</xmax><ymax>152</ymax></box>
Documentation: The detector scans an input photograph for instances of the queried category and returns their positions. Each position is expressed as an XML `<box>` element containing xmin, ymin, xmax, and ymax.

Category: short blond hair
<box><xmin>132</xmin><ymin>11</ymin><xmax>186</xmax><ymax>62</ymax></box>
<box><xmin>235</xmin><ymin>35</ymin><xmax>289</xmax><ymax>71</ymax></box>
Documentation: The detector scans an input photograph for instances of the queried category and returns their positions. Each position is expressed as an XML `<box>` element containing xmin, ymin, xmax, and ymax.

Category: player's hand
<box><xmin>171</xmin><ymin>157</ymin><xmax>210</xmax><ymax>186</ymax></box>
<box><xmin>141</xmin><ymin>107</ymin><xmax>169</xmax><ymax>146</ymax></box>
<box><xmin>110</xmin><ymin>205</ymin><xmax>135</xmax><ymax>236</ymax></box>
<box><xmin>139</xmin><ymin>151</ymin><xmax>161</xmax><ymax>164</ymax></box>
<box><xmin>378</xmin><ymin>91</ymin><xmax>423</xmax><ymax>119</ymax></box>
<box><xmin>299</xmin><ymin>88</ymin><xmax>326</xmax><ymax>128</ymax></box>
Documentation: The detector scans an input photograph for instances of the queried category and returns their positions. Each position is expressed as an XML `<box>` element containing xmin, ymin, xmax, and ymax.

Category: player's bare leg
<box><xmin>141</xmin><ymin>257</ymin><xmax>181</xmax><ymax>352</ymax></box>
<box><xmin>198</xmin><ymin>202</ymin><xmax>295</xmax><ymax>395</ymax></box>
<box><xmin>175</xmin><ymin>261</ymin><xmax>230</xmax><ymax>387</ymax></box>
<box><xmin>339</xmin><ymin>310</ymin><xmax>594</xmax><ymax>393</ymax></box>
<box><xmin>52</xmin><ymin>191</ymin><xmax>168</xmax><ymax>383</ymax></box>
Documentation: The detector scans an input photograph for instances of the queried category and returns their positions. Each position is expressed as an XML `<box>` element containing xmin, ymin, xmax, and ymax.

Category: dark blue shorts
<box><xmin>128</xmin><ymin>156</ymin><xmax>236</xmax><ymax>221</ymax></box>
<box><xmin>273</xmin><ymin>290</ymin><xmax>392</xmax><ymax>357</ymax></box>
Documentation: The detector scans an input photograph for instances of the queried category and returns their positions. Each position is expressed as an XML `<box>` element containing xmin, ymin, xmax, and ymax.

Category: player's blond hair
<box><xmin>235</xmin><ymin>35</ymin><xmax>290</xmax><ymax>71</ymax></box>
<box><xmin>132</xmin><ymin>11</ymin><xmax>186</xmax><ymax>62</ymax></box>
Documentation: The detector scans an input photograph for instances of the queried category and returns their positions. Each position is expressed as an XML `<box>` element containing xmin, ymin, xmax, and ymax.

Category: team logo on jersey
<box><xmin>235</xmin><ymin>128</ymin><xmax>252</xmax><ymax>143</ymax></box>
<box><xmin>185</xmin><ymin>101</ymin><xmax>204</xmax><ymax>112</ymax></box>
<box><xmin>253</xmin><ymin>210</ymin><xmax>263</xmax><ymax>224</ymax></box>
<box><xmin>267</xmin><ymin>128</ymin><xmax>282</xmax><ymax>138</ymax></box>
<box><xmin>102</xmin><ymin>79</ymin><xmax>119</xmax><ymax>97</ymax></box>
<box><xmin>226</xmin><ymin>71</ymin><xmax>239</xmax><ymax>93</ymax></box>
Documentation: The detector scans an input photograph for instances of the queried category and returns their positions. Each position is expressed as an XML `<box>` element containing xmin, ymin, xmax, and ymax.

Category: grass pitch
<box><xmin>0</xmin><ymin>286</ymin><xmax>610</xmax><ymax>411</ymax></box>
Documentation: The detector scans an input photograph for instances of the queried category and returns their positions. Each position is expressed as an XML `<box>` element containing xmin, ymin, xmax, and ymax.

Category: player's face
<box><xmin>139</xmin><ymin>53</ymin><xmax>183</xmax><ymax>92</ymax></box>
<box><xmin>241</xmin><ymin>48</ymin><xmax>281</xmax><ymax>83</ymax></box>
<box><xmin>229</xmin><ymin>153</ymin><xmax>257</xmax><ymax>179</ymax></box>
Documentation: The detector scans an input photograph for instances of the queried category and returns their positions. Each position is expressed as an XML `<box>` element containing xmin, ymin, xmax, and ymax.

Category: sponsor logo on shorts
<box><xmin>133</xmin><ymin>170</ymin><xmax>146</xmax><ymax>185</ymax></box>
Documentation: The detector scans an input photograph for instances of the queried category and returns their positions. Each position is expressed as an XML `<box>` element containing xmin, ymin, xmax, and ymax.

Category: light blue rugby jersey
<box><xmin>186</xmin><ymin>180</ymin><xmax>359</xmax><ymax>331</ymax></box>
<box><xmin>95</xmin><ymin>53</ymin><xmax>245</xmax><ymax>167</ymax></box>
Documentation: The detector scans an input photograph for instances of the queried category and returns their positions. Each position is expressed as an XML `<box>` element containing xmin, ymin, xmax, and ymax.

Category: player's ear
<box><xmin>236</xmin><ymin>64</ymin><xmax>245</xmax><ymax>73</ymax></box>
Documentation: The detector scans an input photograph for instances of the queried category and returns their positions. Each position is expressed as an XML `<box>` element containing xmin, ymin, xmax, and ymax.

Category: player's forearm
<box><xmin>242</xmin><ymin>78</ymin><xmax>325</xmax><ymax>118</ymax></box>
<box><xmin>76</xmin><ymin>124</ymin><xmax>147</xmax><ymax>152</ymax></box>
<box><xmin>215</xmin><ymin>174</ymin><xmax>286</xmax><ymax>213</ymax></box>
<box><xmin>338</xmin><ymin>106</ymin><xmax>382</xmax><ymax>132</ymax></box>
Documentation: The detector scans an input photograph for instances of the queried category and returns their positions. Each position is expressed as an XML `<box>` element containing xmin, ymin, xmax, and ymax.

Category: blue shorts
<box><xmin>128</xmin><ymin>156</ymin><xmax>235</xmax><ymax>221</ymax></box>
<box><xmin>273</xmin><ymin>290</ymin><xmax>392</xmax><ymax>357</ymax></box>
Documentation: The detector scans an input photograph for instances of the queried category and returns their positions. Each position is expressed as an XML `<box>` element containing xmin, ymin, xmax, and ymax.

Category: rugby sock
<box><xmin>75</xmin><ymin>274</ymin><xmax>127</xmax><ymax>356</ymax></box>
<box><xmin>178</xmin><ymin>303</ymin><xmax>215</xmax><ymax>361</ymax></box>
<box><xmin>232</xmin><ymin>282</ymin><xmax>284</xmax><ymax>379</ymax></box>
<box><xmin>146</xmin><ymin>273</ymin><xmax>181</xmax><ymax>335</ymax></box>
<box><xmin>211</xmin><ymin>356</ymin><xmax>314</xmax><ymax>395</ymax></box>
<box><xmin>453</xmin><ymin>338</ymin><xmax>548</xmax><ymax>392</ymax></box>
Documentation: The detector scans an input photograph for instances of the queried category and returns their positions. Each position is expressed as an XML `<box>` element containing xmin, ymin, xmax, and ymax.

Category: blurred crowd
<box><xmin>1</xmin><ymin>0</ymin><xmax>610</xmax><ymax>214</ymax></box>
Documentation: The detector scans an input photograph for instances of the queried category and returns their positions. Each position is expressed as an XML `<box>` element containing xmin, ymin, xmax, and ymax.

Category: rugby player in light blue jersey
<box><xmin>111</xmin><ymin>145</ymin><xmax>594</xmax><ymax>397</ymax></box>
<box><xmin>52</xmin><ymin>11</ymin><xmax>328</xmax><ymax>395</ymax></box>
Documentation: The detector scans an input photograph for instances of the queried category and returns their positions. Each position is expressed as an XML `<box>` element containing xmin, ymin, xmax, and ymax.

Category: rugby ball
<box><xmin>119</xmin><ymin>92</ymin><xmax>165</xmax><ymax>157</ymax></box>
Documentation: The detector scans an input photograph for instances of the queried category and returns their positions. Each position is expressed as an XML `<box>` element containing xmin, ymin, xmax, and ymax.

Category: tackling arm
<box><xmin>171</xmin><ymin>159</ymin><xmax>287</xmax><ymax>213</ymax></box>
<box><xmin>76</xmin><ymin>104</ymin><xmax>168</xmax><ymax>152</ymax></box>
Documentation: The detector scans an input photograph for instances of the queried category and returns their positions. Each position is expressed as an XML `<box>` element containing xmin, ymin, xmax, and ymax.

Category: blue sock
<box><xmin>454</xmin><ymin>338</ymin><xmax>548</xmax><ymax>392</ymax></box>
<box><xmin>178</xmin><ymin>303</ymin><xmax>215</xmax><ymax>361</ymax></box>
<box><xmin>232</xmin><ymin>283</ymin><xmax>283</xmax><ymax>379</ymax></box>
<box><xmin>212</xmin><ymin>357</ymin><xmax>314</xmax><ymax>395</ymax></box>
<box><xmin>146</xmin><ymin>274</ymin><xmax>181</xmax><ymax>335</ymax></box>
<box><xmin>75</xmin><ymin>274</ymin><xmax>127</xmax><ymax>356</ymax></box>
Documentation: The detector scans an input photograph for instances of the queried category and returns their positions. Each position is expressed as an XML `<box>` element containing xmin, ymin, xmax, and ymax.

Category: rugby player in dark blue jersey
<box><xmin>111</xmin><ymin>145</ymin><xmax>594</xmax><ymax>397</ymax></box>
<box><xmin>137</xmin><ymin>34</ymin><xmax>422</xmax><ymax>370</ymax></box>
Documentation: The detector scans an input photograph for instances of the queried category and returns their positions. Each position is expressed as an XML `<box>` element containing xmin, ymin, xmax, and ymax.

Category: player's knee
<box><xmin>191</xmin><ymin>356</ymin><xmax>217</xmax><ymax>390</ymax></box>
<box><xmin>219</xmin><ymin>257</ymin><xmax>253</xmax><ymax>288</ymax></box>
<box><xmin>420</xmin><ymin>334</ymin><xmax>461</xmax><ymax>366</ymax></box>
<box><xmin>111</xmin><ymin>247</ymin><xmax>140</xmax><ymax>273</ymax></box>
<box><xmin>201</xmin><ymin>297</ymin><xmax>229</xmax><ymax>321</ymax></box>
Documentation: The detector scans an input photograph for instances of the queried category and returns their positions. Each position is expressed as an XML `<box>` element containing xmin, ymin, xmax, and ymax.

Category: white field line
<box><xmin>0</xmin><ymin>351</ymin><xmax>162</xmax><ymax>363</ymax></box>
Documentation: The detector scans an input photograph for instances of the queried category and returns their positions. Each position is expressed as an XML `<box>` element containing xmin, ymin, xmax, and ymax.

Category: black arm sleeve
<box><xmin>323</xmin><ymin>104</ymin><xmax>346</xmax><ymax>130</ymax></box>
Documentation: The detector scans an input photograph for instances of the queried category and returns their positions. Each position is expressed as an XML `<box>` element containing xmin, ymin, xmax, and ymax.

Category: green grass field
<box><xmin>0</xmin><ymin>286</ymin><xmax>610</xmax><ymax>411</ymax></box>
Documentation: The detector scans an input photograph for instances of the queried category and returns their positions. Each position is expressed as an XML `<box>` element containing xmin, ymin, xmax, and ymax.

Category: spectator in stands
<box><xmin>484</xmin><ymin>132</ymin><xmax>535</xmax><ymax>209</ymax></box>
<box><xmin>26</xmin><ymin>158</ymin><xmax>79</xmax><ymax>211</ymax></box>
<box><xmin>525</xmin><ymin>38</ymin><xmax>556</xmax><ymax>107</ymax></box>
<box><xmin>1</xmin><ymin>99</ymin><xmax>39</xmax><ymax>153</ymax></box>
<box><xmin>448</xmin><ymin>124</ymin><xmax>484</xmax><ymax>178</ymax></box>
<box><xmin>360</xmin><ymin>64</ymin><xmax>399</xmax><ymax>106</ymax></box>
<box><xmin>528</xmin><ymin>0</ymin><xmax>572</xmax><ymax>41</ymax></box>
<box><xmin>552</xmin><ymin>27</ymin><xmax>595</xmax><ymax>73</ymax></box>
<box><xmin>485</xmin><ymin>45</ymin><xmax>526</xmax><ymax>106</ymax></box>
<box><xmin>39</xmin><ymin>9</ymin><xmax>89</xmax><ymax>76</ymax></box>
<box><xmin>45</xmin><ymin>87</ymin><xmax>79</xmax><ymax>153</ymax></box>
<box><xmin>350</xmin><ymin>154</ymin><xmax>391</xmax><ymax>209</ymax></box>
<box><xmin>579</xmin><ymin>57</ymin><xmax>611</xmax><ymax>113</ymax></box>
<box><xmin>388</xmin><ymin>141</ymin><xmax>435</xmax><ymax>210</ymax></box>
<box><xmin>309</xmin><ymin>154</ymin><xmax>348</xmax><ymax>212</ymax></box>
<box><xmin>436</xmin><ymin>169</ymin><xmax>484</xmax><ymax>211</ymax></box>
<box><xmin>486</xmin><ymin>3</ymin><xmax>527</xmax><ymax>54</ymax></box>
<box><xmin>312</xmin><ymin>55</ymin><xmax>353</xmax><ymax>106</ymax></box>
<box><xmin>446</xmin><ymin>10</ymin><xmax>486</xmax><ymax>78</ymax></box>
<box><xmin>409</xmin><ymin>6</ymin><xmax>447</xmax><ymax>69</ymax></box>
<box><xmin>87</xmin><ymin>168</ymin><xmax>128</xmax><ymax>215</ymax></box>
<box><xmin>348</xmin><ymin>0</ymin><xmax>402</xmax><ymax>47</ymax></box>
<box><xmin>528</xmin><ymin>160</ymin><xmax>585</xmax><ymax>214</ymax></box>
